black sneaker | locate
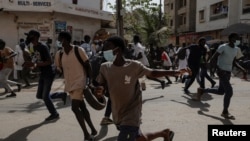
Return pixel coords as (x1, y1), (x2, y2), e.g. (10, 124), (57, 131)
(17, 84), (22, 92)
(160, 81), (165, 89)
(61, 92), (67, 105)
(45, 113), (59, 121)
(6, 92), (17, 98)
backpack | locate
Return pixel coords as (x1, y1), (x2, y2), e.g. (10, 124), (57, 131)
(58, 46), (91, 78)
(177, 48), (187, 60)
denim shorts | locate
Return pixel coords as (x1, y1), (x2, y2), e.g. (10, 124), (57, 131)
(117, 125), (141, 141)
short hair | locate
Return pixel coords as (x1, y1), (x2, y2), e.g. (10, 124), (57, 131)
(228, 33), (238, 40)
(20, 38), (24, 43)
(84, 35), (91, 42)
(106, 36), (126, 52)
(133, 35), (141, 43)
(198, 37), (206, 43)
(0, 39), (6, 47)
(25, 30), (40, 38)
(58, 32), (72, 42)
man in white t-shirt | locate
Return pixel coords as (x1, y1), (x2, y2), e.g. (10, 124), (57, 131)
(133, 35), (166, 89)
(14, 39), (25, 80)
(133, 38), (149, 66)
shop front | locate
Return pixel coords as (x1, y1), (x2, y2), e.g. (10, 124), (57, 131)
(0, 0), (112, 54)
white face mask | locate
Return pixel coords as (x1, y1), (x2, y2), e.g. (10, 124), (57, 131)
(103, 50), (116, 62)
(234, 40), (240, 46)
(56, 40), (62, 48)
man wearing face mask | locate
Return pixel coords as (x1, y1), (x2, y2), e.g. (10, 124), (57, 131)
(23, 30), (60, 121)
(194, 33), (247, 120)
(94, 36), (193, 141)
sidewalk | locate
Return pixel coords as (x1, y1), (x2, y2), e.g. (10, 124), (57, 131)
(0, 75), (249, 141)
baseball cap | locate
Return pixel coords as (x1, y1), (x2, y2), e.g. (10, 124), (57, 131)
(25, 30), (40, 37)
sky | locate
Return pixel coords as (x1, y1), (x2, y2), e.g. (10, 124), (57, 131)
(103, 0), (162, 12)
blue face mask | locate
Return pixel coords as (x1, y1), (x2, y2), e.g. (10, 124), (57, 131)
(103, 50), (116, 62)
(234, 40), (240, 46)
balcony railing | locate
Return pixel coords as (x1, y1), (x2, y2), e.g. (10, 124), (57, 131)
(210, 12), (228, 21)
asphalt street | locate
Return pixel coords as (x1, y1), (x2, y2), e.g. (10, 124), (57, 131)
(0, 74), (250, 141)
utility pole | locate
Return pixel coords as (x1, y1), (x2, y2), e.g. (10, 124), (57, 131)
(116, 0), (124, 37)
(159, 0), (162, 28)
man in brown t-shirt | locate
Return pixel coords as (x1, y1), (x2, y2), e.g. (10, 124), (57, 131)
(0, 39), (21, 97)
(95, 36), (190, 141)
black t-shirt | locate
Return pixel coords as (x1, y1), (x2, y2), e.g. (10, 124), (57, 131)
(33, 43), (55, 77)
(187, 44), (207, 67)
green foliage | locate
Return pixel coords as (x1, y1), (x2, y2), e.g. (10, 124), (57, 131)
(107, 0), (170, 47)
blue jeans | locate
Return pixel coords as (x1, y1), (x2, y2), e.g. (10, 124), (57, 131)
(200, 67), (216, 88)
(36, 74), (57, 115)
(117, 125), (140, 141)
(205, 69), (232, 113)
(184, 66), (200, 90)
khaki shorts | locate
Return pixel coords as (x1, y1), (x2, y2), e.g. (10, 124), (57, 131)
(69, 88), (84, 100)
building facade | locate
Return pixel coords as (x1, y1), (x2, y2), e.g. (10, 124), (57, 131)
(0, 0), (113, 53)
(196, 0), (250, 44)
(164, 0), (250, 46)
(164, 0), (197, 46)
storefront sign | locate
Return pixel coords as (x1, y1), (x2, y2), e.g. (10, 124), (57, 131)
(55, 21), (66, 34)
(17, 1), (51, 6)
(2, 0), (54, 11)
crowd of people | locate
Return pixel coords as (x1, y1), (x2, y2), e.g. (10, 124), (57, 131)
(0, 30), (249, 141)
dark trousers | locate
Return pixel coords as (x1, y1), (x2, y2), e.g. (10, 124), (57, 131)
(205, 69), (232, 113)
(36, 74), (57, 115)
(104, 98), (112, 117)
(21, 68), (30, 86)
(200, 67), (216, 88)
(184, 65), (200, 90)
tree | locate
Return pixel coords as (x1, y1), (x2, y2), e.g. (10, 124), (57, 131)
(107, 0), (170, 47)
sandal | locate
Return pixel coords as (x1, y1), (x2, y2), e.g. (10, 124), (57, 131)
(169, 131), (175, 141)
(221, 113), (235, 120)
(163, 129), (175, 141)
(84, 135), (95, 141)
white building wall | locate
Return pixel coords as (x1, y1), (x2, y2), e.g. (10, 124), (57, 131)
(196, 0), (229, 32)
(0, 0), (111, 50)
(228, 0), (241, 25)
(59, 0), (98, 9)
(0, 12), (18, 48)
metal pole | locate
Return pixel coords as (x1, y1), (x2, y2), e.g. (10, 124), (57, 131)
(159, 0), (162, 28)
(116, 0), (124, 37)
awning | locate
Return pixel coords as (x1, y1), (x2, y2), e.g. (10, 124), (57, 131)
(221, 23), (250, 35)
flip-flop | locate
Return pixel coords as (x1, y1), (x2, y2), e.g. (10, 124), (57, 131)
(221, 113), (235, 120)
(169, 131), (175, 141)
(164, 130), (175, 141)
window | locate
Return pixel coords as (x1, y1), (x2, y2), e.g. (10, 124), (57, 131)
(211, 2), (228, 15)
(210, 1), (228, 21)
(179, 14), (186, 25)
(242, 0), (250, 14)
(171, 3), (174, 10)
(170, 19), (173, 26)
(72, 0), (77, 4)
(180, 0), (187, 8)
(199, 10), (205, 22)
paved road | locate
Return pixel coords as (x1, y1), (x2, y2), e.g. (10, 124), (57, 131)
(0, 74), (249, 141)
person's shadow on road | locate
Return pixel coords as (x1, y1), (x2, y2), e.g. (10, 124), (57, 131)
(197, 110), (234, 125)
(171, 95), (211, 112)
(95, 125), (117, 141)
(0, 120), (58, 141)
